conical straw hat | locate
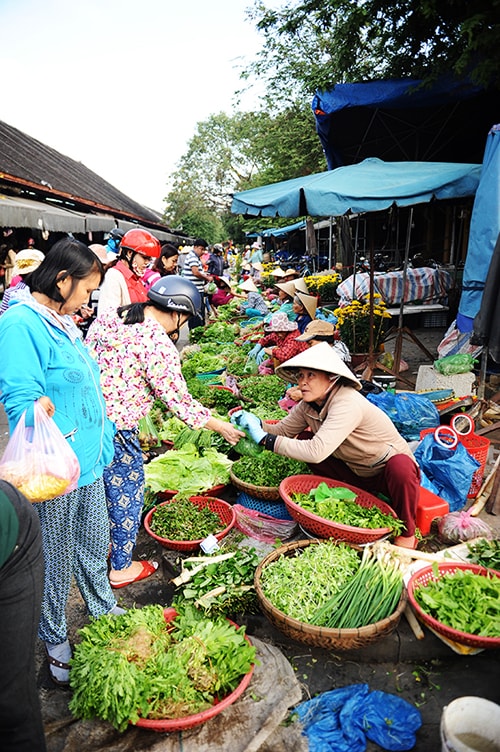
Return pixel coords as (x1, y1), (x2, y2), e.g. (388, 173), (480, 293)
(275, 341), (361, 388)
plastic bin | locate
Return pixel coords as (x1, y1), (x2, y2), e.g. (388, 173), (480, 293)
(417, 487), (449, 535)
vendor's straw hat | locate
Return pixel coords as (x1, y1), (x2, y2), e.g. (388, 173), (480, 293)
(295, 291), (317, 319)
(217, 275), (233, 289)
(296, 319), (336, 342)
(293, 277), (309, 294)
(12, 248), (45, 276)
(275, 342), (361, 388)
(282, 268), (299, 278)
(275, 280), (297, 299)
(239, 277), (258, 293)
(272, 267), (287, 277)
(252, 261), (264, 271)
(265, 311), (298, 333)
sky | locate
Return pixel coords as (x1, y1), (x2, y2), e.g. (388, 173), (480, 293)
(0, 0), (264, 213)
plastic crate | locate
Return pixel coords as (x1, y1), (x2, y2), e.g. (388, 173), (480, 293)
(236, 491), (293, 520)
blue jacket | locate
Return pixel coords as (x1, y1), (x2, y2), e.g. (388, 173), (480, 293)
(0, 297), (115, 488)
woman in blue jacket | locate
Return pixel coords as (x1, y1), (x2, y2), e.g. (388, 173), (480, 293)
(0, 237), (118, 687)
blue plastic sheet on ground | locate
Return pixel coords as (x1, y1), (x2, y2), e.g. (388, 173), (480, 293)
(365, 391), (440, 441)
(414, 433), (479, 512)
(294, 683), (422, 752)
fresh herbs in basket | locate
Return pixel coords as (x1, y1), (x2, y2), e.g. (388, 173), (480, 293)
(414, 566), (500, 637)
(149, 497), (223, 541)
(69, 604), (256, 731)
(291, 482), (405, 535)
(466, 538), (500, 571)
(173, 547), (260, 618)
(231, 454), (309, 488)
(260, 541), (360, 624)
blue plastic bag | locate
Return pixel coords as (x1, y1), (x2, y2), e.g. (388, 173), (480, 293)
(366, 391), (440, 441)
(414, 433), (480, 511)
(294, 683), (422, 752)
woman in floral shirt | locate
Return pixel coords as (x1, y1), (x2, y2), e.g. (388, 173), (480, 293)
(86, 277), (243, 588)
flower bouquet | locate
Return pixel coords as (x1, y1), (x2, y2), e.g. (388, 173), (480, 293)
(333, 294), (392, 353)
(303, 272), (341, 302)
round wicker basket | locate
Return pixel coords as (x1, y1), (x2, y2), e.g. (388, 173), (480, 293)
(144, 496), (235, 552)
(407, 562), (500, 649)
(230, 468), (281, 502)
(279, 475), (397, 544)
(254, 538), (407, 650)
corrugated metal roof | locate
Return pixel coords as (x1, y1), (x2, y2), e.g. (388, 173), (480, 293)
(0, 119), (163, 225)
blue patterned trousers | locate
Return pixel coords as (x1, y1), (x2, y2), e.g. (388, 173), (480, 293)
(103, 429), (145, 571)
(36, 476), (116, 644)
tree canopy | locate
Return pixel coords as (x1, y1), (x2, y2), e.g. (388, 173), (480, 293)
(243, 0), (500, 102)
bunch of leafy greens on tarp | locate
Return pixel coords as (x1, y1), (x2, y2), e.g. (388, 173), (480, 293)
(69, 604), (256, 731)
(145, 444), (232, 494)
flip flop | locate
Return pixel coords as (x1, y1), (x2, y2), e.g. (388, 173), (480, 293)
(110, 560), (159, 589)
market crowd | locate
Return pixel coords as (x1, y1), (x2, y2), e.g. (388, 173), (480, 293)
(0, 229), (420, 750)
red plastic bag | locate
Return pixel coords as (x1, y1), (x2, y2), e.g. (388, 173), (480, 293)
(233, 504), (297, 542)
(0, 401), (80, 503)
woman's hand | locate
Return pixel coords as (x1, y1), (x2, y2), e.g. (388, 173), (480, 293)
(206, 417), (245, 446)
(286, 386), (303, 402)
(38, 396), (56, 417)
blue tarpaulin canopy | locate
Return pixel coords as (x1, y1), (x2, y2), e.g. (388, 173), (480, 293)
(231, 158), (481, 219)
(458, 125), (500, 331)
(261, 220), (307, 237)
(312, 78), (497, 170)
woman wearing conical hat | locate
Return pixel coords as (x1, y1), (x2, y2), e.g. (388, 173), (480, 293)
(231, 342), (419, 549)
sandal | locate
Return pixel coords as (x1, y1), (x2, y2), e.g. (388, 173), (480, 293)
(45, 646), (71, 688)
(110, 560), (159, 589)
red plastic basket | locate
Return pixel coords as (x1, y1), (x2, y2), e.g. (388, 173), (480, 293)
(135, 608), (254, 731)
(144, 496), (235, 552)
(406, 562), (500, 649)
(419, 428), (490, 498)
(279, 475), (397, 544)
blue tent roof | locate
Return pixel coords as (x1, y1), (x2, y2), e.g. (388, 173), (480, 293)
(261, 220), (307, 237)
(458, 125), (500, 330)
(231, 158), (481, 219)
(312, 78), (497, 170)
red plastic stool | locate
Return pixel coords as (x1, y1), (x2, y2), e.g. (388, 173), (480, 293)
(417, 487), (449, 535)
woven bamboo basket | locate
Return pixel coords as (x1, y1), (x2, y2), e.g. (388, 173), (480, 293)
(255, 538), (407, 650)
(229, 468), (281, 502)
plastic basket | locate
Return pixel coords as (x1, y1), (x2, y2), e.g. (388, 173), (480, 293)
(407, 562), (500, 649)
(254, 539), (407, 650)
(144, 496), (235, 552)
(135, 608), (254, 731)
(236, 491), (293, 520)
(156, 483), (227, 501)
(419, 428), (490, 498)
(279, 475), (397, 544)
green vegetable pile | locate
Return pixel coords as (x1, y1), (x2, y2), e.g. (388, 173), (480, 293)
(414, 565), (500, 637)
(186, 378), (242, 412)
(466, 538), (500, 571)
(260, 542), (361, 624)
(150, 498), (224, 541)
(291, 482), (405, 535)
(174, 547), (260, 617)
(231, 453), (310, 488)
(189, 321), (239, 344)
(145, 444), (232, 495)
(238, 374), (285, 406)
(181, 350), (226, 380)
(311, 546), (404, 628)
(69, 604), (256, 731)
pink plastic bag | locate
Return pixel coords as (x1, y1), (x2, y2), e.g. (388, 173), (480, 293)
(233, 503), (297, 542)
(437, 509), (494, 544)
(0, 401), (80, 503)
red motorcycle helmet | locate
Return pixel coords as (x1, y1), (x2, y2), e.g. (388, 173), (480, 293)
(120, 229), (161, 259)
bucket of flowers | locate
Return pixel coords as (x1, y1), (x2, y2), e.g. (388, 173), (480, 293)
(303, 272), (342, 303)
(333, 294), (392, 361)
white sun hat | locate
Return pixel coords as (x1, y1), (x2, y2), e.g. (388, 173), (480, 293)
(275, 341), (361, 388)
(239, 277), (258, 293)
(295, 291), (318, 319)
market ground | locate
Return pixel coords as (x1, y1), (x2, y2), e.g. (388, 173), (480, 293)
(2, 323), (500, 751)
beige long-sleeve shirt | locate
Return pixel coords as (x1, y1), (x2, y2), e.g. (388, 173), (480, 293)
(264, 384), (415, 477)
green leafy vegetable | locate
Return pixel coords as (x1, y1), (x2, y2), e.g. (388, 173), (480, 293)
(415, 567), (500, 637)
(150, 498), (223, 541)
(144, 444), (232, 495)
(232, 453), (309, 487)
(466, 538), (500, 571)
(260, 542), (361, 624)
(69, 604), (256, 731)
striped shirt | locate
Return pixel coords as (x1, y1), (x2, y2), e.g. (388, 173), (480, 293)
(181, 250), (205, 292)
